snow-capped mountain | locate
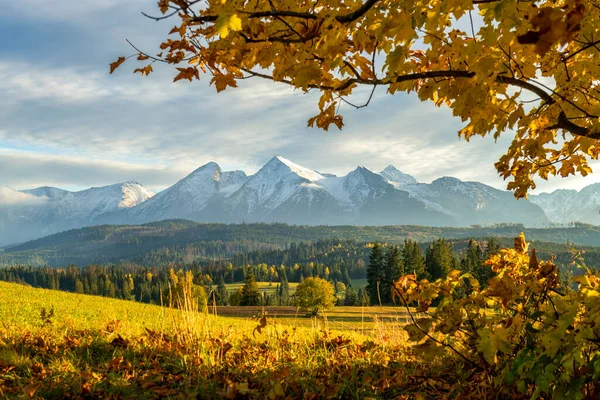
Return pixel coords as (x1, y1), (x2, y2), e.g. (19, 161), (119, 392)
(379, 165), (418, 187)
(112, 162), (247, 224)
(0, 182), (154, 246)
(399, 177), (548, 226)
(530, 183), (600, 225)
(1, 156), (553, 246)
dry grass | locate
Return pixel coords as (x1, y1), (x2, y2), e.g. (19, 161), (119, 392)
(0, 281), (468, 399)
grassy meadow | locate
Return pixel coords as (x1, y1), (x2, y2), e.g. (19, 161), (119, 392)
(0, 281), (460, 399)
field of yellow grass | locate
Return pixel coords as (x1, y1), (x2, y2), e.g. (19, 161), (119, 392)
(0, 281), (455, 399)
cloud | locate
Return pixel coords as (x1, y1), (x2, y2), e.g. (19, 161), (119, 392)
(0, 187), (47, 206)
(0, 150), (189, 190)
(0, 4), (596, 198)
(1, 0), (147, 22)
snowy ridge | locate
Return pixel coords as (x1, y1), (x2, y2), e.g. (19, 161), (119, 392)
(531, 183), (600, 225)
(1, 156), (553, 246)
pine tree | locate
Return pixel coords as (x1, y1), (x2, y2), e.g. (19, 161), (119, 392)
(425, 239), (458, 280)
(402, 240), (426, 279)
(278, 270), (290, 306)
(381, 245), (403, 304)
(344, 287), (359, 306)
(366, 242), (384, 306)
(216, 276), (229, 306)
(461, 240), (483, 274)
(241, 271), (261, 306)
(357, 287), (370, 306)
(75, 279), (84, 294)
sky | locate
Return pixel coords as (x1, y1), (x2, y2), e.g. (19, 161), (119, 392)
(1, 0), (599, 194)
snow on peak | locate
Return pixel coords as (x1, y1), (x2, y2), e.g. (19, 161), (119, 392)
(118, 182), (156, 209)
(268, 156), (326, 182)
(379, 165), (418, 186)
(320, 166), (390, 210)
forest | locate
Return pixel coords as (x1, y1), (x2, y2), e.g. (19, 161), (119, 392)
(0, 236), (588, 309)
(2, 220), (600, 267)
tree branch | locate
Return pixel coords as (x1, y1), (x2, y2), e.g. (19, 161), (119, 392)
(242, 67), (597, 139)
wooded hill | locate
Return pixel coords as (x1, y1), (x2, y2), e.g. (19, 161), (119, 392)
(1, 220), (600, 268)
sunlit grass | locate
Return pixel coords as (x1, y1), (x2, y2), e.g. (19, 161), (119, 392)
(0, 281), (436, 399)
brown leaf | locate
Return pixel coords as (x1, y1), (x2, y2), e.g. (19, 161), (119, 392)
(110, 57), (126, 74)
(110, 334), (129, 348)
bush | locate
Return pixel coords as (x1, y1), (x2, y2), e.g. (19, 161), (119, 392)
(394, 233), (600, 398)
(296, 277), (336, 316)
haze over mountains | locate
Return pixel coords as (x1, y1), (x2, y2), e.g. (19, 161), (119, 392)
(1, 155), (597, 246)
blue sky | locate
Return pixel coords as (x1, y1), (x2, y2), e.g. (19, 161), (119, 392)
(1, 0), (598, 193)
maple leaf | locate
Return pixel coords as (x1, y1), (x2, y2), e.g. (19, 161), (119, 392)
(173, 67), (199, 82)
(517, 4), (585, 56)
(109, 57), (126, 74)
(134, 65), (154, 77)
(214, 13), (242, 39)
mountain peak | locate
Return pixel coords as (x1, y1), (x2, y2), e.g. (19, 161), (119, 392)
(379, 165), (417, 186)
(264, 156), (325, 182)
(189, 161), (221, 175)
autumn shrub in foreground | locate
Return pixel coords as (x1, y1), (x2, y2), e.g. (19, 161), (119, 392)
(394, 233), (600, 399)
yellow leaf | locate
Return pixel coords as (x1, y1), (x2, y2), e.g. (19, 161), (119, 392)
(215, 13), (242, 38)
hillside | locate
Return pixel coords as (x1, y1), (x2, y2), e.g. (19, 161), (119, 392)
(1, 221), (600, 267)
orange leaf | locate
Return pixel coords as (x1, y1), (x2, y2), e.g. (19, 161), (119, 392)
(109, 57), (126, 74)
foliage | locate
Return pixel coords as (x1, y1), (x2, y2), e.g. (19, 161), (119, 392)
(166, 269), (208, 312)
(425, 238), (459, 280)
(241, 271), (262, 306)
(394, 233), (600, 398)
(5, 222), (600, 268)
(113, 0), (600, 198)
(295, 277), (336, 315)
(366, 242), (384, 305)
(401, 239), (426, 280)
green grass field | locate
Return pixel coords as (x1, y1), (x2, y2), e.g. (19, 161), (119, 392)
(0, 281), (433, 399)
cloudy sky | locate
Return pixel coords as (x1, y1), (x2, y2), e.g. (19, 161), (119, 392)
(1, 0), (598, 194)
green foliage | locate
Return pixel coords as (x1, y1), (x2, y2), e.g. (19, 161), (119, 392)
(395, 233), (600, 398)
(295, 277), (336, 315)
(425, 239), (458, 280)
(5, 222), (600, 268)
(167, 269), (208, 313)
(366, 242), (384, 306)
(402, 240), (426, 279)
(240, 271), (261, 306)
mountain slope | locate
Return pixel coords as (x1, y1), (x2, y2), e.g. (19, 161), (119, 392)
(114, 162), (248, 224)
(400, 177), (549, 226)
(531, 183), (600, 224)
(0, 182), (154, 246)
(379, 165), (418, 187)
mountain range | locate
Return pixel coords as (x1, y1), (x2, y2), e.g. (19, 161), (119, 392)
(1, 155), (596, 246)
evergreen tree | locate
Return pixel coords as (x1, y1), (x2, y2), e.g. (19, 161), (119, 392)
(366, 242), (385, 306)
(75, 279), (84, 294)
(425, 239), (458, 280)
(460, 240), (484, 274)
(216, 276), (229, 306)
(381, 245), (403, 304)
(357, 287), (370, 306)
(402, 240), (426, 279)
(241, 271), (261, 306)
(278, 270), (290, 306)
(344, 287), (359, 306)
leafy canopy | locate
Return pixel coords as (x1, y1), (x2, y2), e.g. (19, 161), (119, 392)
(295, 277), (336, 315)
(112, 0), (600, 198)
